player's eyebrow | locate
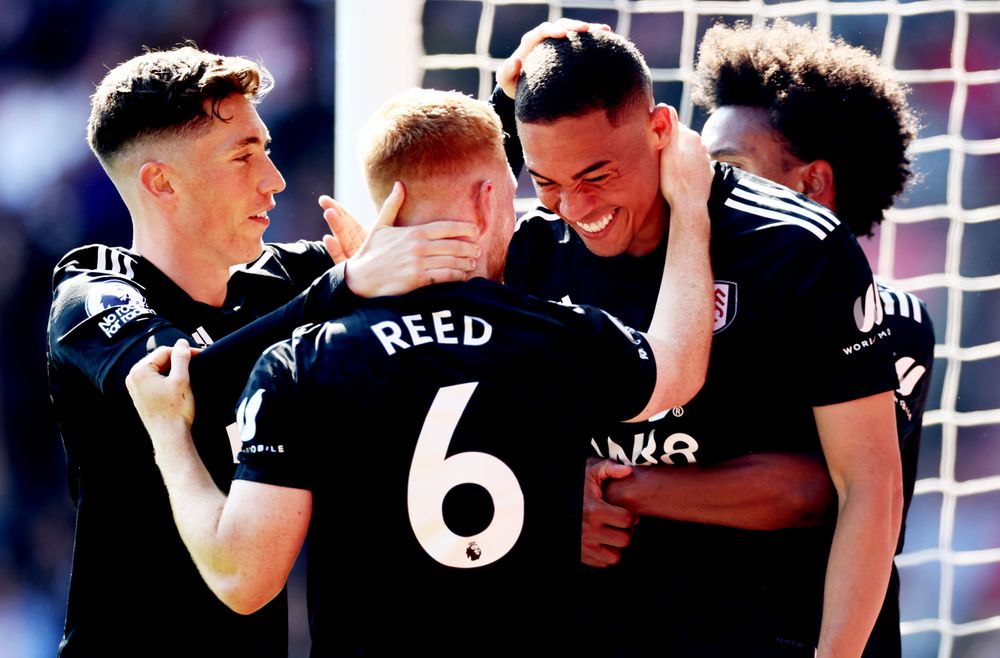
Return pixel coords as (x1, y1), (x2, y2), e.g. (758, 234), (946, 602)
(527, 160), (612, 183)
(708, 146), (740, 159)
(228, 134), (272, 152)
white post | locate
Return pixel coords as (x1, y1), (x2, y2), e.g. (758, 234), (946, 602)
(335, 0), (424, 224)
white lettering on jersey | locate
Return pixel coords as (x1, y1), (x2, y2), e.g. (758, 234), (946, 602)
(408, 383), (524, 568)
(86, 281), (154, 338)
(236, 389), (287, 456)
(593, 430), (699, 465)
(371, 311), (494, 355)
(842, 327), (892, 355)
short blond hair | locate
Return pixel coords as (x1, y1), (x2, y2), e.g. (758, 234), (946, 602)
(361, 88), (506, 204)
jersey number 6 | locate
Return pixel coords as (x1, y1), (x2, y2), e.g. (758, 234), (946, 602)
(408, 382), (525, 568)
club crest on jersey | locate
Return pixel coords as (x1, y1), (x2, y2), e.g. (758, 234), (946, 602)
(713, 281), (737, 334)
(85, 281), (154, 338)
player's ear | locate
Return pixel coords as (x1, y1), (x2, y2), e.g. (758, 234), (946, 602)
(649, 103), (673, 149)
(139, 161), (175, 200)
(474, 178), (494, 235)
(800, 159), (837, 212)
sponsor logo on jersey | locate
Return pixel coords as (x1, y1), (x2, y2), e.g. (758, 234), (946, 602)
(713, 281), (737, 334)
(591, 429), (700, 465)
(600, 309), (644, 346)
(853, 278), (885, 333)
(85, 281), (154, 338)
(841, 326), (892, 356)
(895, 356), (927, 397)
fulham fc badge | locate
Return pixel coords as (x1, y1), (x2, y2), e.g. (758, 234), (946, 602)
(713, 281), (737, 334)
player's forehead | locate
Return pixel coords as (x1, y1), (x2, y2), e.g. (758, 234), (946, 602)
(519, 109), (646, 179)
(701, 106), (779, 157)
(197, 94), (271, 154)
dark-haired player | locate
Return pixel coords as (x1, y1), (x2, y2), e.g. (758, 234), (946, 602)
(490, 24), (901, 658)
(124, 87), (715, 657)
(47, 45), (475, 656)
(693, 21), (934, 657)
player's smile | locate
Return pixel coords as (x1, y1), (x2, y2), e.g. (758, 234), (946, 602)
(575, 208), (617, 235)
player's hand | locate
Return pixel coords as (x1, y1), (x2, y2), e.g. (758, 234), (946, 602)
(320, 182), (481, 298)
(318, 195), (366, 264)
(497, 19), (611, 99)
(581, 457), (637, 568)
(125, 339), (196, 437)
(658, 105), (713, 213)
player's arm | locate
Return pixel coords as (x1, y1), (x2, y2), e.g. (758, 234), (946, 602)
(814, 392), (901, 658)
(630, 106), (713, 420)
(605, 451), (834, 528)
(126, 340), (310, 614)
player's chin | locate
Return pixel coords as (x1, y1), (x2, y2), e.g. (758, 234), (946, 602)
(573, 227), (629, 258)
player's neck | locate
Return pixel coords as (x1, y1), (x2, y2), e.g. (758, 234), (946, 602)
(132, 231), (230, 307)
(625, 197), (669, 257)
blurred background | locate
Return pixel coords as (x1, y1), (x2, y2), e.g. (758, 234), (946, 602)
(0, 1), (996, 656)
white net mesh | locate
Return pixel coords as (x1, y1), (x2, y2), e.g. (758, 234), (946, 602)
(415, 2), (1000, 656)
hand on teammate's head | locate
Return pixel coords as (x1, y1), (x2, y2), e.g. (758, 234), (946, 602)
(497, 19), (612, 99)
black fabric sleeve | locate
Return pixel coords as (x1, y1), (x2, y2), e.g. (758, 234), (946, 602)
(48, 270), (188, 399)
(791, 232), (898, 407)
(187, 262), (356, 423)
(570, 303), (658, 421)
(490, 84), (524, 178)
(233, 341), (314, 491)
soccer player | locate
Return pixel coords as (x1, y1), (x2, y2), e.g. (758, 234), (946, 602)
(491, 27), (901, 658)
(124, 87), (714, 657)
(693, 21), (935, 657)
(47, 46), (475, 656)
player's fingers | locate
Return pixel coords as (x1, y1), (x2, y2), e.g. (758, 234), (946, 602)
(414, 220), (480, 243)
(322, 234), (348, 265)
(322, 203), (367, 245)
(593, 459), (633, 482)
(585, 523), (634, 549)
(415, 256), (477, 273)
(317, 194), (336, 210)
(374, 181), (405, 229)
(170, 339), (192, 381)
(581, 543), (622, 568)
(418, 267), (474, 287)
(585, 499), (635, 529)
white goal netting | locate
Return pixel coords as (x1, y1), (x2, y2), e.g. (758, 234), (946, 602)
(338, 2), (1000, 657)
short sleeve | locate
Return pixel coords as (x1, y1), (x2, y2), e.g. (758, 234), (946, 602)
(792, 232), (898, 407)
(233, 341), (314, 491)
(49, 262), (186, 394)
(562, 301), (658, 421)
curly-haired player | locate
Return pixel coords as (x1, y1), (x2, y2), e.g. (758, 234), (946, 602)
(695, 21), (934, 658)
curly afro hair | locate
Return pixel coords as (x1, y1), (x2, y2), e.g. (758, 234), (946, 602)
(693, 20), (918, 236)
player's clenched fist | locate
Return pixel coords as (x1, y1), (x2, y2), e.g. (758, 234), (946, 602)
(581, 457), (637, 568)
(126, 339), (196, 438)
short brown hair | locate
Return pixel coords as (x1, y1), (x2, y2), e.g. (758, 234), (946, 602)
(87, 44), (273, 169)
(693, 20), (918, 236)
(361, 88), (506, 204)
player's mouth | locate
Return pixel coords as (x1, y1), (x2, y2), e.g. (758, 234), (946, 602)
(248, 208), (272, 227)
(576, 209), (617, 236)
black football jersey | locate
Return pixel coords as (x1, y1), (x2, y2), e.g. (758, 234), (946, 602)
(47, 241), (331, 657)
(234, 278), (658, 657)
(504, 165), (899, 656)
(864, 283), (935, 658)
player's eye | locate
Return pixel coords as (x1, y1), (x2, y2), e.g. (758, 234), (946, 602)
(583, 174), (609, 184)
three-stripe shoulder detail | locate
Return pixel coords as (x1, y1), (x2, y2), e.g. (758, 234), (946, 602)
(725, 177), (841, 241)
(879, 288), (926, 323)
(93, 245), (138, 279)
